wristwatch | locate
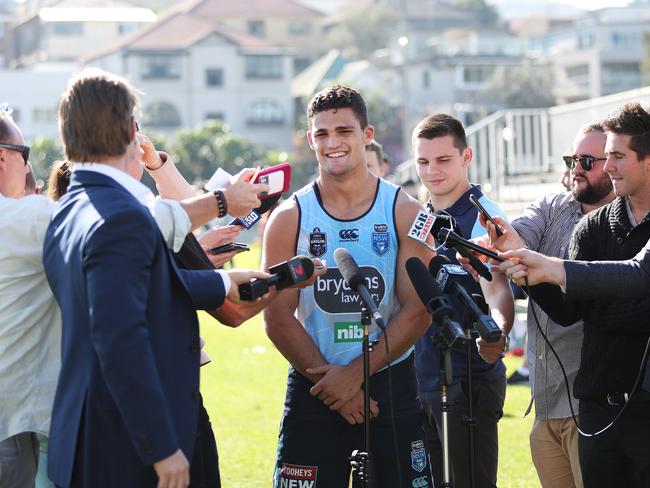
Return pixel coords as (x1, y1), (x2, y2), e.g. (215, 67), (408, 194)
(502, 335), (510, 353)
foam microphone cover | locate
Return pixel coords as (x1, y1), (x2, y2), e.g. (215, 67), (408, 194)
(405, 257), (440, 308)
(333, 248), (364, 290)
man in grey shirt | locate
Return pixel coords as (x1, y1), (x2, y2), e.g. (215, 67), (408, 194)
(480, 122), (614, 487)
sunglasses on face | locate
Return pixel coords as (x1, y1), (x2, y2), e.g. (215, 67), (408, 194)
(0, 143), (29, 164)
(563, 154), (606, 171)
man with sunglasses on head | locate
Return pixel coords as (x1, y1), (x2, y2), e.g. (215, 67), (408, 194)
(475, 121), (613, 487)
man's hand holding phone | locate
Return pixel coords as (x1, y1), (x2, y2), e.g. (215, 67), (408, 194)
(221, 168), (269, 217)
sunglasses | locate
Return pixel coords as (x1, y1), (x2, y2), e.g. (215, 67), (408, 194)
(563, 154), (606, 171)
(0, 143), (29, 164)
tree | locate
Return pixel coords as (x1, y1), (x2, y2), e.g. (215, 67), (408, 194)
(485, 61), (556, 109)
(324, 3), (398, 59)
(29, 137), (64, 184)
(450, 0), (500, 28)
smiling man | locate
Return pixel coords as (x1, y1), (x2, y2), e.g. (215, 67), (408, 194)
(524, 102), (650, 487)
(263, 85), (434, 487)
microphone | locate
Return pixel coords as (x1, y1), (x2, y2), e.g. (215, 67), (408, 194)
(229, 193), (282, 229)
(406, 209), (457, 252)
(430, 255), (503, 343)
(436, 227), (496, 281)
(405, 257), (466, 349)
(239, 255), (314, 300)
(333, 248), (386, 329)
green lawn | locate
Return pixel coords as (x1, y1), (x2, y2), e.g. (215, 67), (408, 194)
(199, 248), (540, 487)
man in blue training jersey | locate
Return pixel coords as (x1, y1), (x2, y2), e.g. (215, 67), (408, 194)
(262, 85), (435, 488)
(412, 113), (514, 488)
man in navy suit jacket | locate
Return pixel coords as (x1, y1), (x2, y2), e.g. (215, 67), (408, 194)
(42, 68), (268, 488)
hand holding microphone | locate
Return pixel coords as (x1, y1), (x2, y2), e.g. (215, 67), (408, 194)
(238, 255), (316, 301)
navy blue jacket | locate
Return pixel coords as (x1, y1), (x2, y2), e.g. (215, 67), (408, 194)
(43, 171), (226, 487)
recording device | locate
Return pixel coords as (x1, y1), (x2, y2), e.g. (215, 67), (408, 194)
(436, 228), (504, 263)
(229, 193), (281, 230)
(238, 255), (314, 300)
(208, 242), (250, 255)
(333, 248), (386, 330)
(252, 163), (291, 198)
(469, 194), (504, 237)
(431, 255), (503, 343)
(405, 257), (466, 349)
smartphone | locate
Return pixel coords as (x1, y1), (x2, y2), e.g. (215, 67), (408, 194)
(253, 163), (291, 198)
(437, 228), (505, 263)
(469, 194), (504, 237)
(208, 242), (250, 255)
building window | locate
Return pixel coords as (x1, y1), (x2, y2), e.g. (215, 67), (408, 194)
(52, 22), (83, 36)
(248, 20), (266, 38)
(245, 55), (283, 79)
(141, 55), (181, 80)
(288, 21), (311, 36)
(610, 31), (640, 50)
(205, 112), (225, 122)
(33, 107), (57, 123)
(246, 99), (285, 125)
(462, 65), (495, 84)
(205, 68), (224, 87)
(142, 102), (181, 128)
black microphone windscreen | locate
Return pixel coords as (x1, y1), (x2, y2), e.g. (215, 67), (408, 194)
(333, 248), (364, 290)
(294, 255), (315, 280)
(428, 254), (452, 276)
(406, 257), (443, 308)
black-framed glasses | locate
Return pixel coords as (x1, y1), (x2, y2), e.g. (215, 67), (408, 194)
(563, 154), (606, 171)
(0, 143), (30, 164)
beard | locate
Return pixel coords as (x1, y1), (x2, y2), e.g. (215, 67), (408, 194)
(572, 175), (613, 204)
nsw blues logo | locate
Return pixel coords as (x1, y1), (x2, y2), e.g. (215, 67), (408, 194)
(410, 440), (426, 472)
(371, 223), (390, 256)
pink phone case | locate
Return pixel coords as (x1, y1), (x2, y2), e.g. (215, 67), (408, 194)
(254, 163), (291, 198)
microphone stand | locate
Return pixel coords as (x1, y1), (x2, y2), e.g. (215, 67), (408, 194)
(350, 306), (377, 487)
(435, 332), (454, 488)
(464, 326), (476, 488)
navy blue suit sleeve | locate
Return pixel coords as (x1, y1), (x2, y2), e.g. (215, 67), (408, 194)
(175, 268), (226, 310)
(83, 209), (179, 466)
(564, 241), (650, 300)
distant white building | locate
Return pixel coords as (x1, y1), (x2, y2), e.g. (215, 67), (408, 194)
(86, 8), (294, 151)
(528, 5), (650, 103)
(2, 0), (156, 67)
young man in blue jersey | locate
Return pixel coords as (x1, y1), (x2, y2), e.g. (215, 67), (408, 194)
(412, 113), (514, 488)
(262, 85), (435, 488)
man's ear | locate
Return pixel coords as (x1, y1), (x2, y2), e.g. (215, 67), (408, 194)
(363, 125), (375, 145)
(462, 147), (473, 168)
(307, 130), (314, 150)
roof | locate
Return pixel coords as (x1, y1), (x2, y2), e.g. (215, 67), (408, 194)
(292, 49), (348, 97)
(186, 0), (323, 18)
(85, 9), (282, 61)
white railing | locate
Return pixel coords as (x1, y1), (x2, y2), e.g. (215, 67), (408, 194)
(393, 85), (650, 200)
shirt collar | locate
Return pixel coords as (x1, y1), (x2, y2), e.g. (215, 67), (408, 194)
(73, 163), (154, 205)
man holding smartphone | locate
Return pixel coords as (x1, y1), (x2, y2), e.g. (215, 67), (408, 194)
(412, 113), (514, 488)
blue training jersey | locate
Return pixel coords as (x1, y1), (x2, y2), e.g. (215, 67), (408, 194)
(294, 178), (411, 366)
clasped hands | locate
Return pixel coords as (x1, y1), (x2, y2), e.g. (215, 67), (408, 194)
(305, 363), (379, 425)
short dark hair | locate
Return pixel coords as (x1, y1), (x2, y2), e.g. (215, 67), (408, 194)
(365, 139), (383, 162)
(580, 120), (604, 134)
(412, 113), (467, 150)
(59, 68), (138, 162)
(0, 115), (15, 143)
(602, 103), (650, 160)
(307, 85), (368, 129)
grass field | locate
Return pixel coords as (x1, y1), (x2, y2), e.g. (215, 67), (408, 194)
(199, 249), (539, 487)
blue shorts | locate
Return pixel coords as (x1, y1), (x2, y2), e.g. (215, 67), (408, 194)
(273, 354), (433, 488)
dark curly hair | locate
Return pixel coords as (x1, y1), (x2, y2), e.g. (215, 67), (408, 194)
(306, 85), (368, 129)
(602, 103), (650, 161)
